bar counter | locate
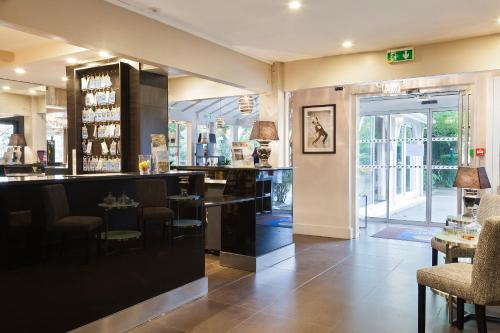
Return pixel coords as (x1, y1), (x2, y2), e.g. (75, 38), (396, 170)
(177, 166), (295, 272)
(0, 171), (206, 333)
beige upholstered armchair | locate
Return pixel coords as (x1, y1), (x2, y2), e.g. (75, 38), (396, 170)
(417, 216), (500, 333)
(431, 193), (500, 265)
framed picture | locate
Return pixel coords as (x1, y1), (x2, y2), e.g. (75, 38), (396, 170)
(302, 104), (336, 154)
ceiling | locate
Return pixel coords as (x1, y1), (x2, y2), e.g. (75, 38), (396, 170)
(106, 0), (500, 62)
(0, 26), (186, 95)
(169, 95), (259, 126)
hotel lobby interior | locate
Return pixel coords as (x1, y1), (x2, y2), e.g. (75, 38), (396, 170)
(1, 1), (500, 332)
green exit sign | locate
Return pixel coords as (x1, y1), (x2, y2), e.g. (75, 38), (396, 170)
(387, 47), (414, 64)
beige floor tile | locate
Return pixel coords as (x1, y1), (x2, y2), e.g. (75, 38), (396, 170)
(228, 312), (331, 333)
(155, 298), (256, 333)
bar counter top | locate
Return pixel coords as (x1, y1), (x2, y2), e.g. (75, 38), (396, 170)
(0, 170), (204, 185)
(175, 165), (293, 171)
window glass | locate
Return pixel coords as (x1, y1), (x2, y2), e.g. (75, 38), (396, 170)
(0, 123), (14, 159)
(216, 125), (232, 160)
(46, 112), (67, 163)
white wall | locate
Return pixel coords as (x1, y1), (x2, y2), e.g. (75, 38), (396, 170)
(284, 34), (500, 91)
(291, 71), (500, 239)
(291, 87), (356, 239)
(0, 93), (46, 162)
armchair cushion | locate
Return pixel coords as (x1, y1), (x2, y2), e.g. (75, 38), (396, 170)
(142, 207), (174, 220)
(417, 263), (473, 301)
(50, 216), (103, 232)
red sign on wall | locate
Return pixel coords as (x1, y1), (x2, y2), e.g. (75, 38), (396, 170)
(475, 148), (486, 157)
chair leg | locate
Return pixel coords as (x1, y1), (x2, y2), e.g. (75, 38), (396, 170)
(475, 304), (487, 333)
(432, 248), (438, 266)
(457, 298), (464, 330)
(418, 284), (426, 333)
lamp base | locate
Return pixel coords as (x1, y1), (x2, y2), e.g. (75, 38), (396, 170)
(256, 140), (272, 168)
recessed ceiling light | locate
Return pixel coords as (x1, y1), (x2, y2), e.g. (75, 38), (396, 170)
(14, 68), (26, 74)
(342, 40), (353, 48)
(98, 50), (110, 58)
(497, 17), (500, 24)
(2, 86), (11, 91)
(61, 76), (69, 82)
(66, 57), (77, 64)
(288, 1), (302, 10)
(29, 89), (36, 95)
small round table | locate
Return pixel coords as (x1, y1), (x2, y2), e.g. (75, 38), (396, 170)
(98, 201), (140, 253)
(166, 195), (203, 239)
(432, 231), (478, 325)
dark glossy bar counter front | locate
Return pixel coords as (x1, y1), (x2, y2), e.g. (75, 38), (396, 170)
(0, 171), (205, 333)
(177, 166), (294, 270)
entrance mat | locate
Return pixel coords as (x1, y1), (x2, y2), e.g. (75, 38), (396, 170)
(371, 227), (435, 243)
(256, 214), (292, 228)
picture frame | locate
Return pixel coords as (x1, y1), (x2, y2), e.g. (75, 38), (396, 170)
(302, 104), (336, 154)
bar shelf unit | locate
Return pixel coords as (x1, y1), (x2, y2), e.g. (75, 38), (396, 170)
(73, 62), (131, 174)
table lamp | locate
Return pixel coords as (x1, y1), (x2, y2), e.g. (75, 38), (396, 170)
(250, 121), (279, 168)
(453, 166), (491, 217)
(9, 133), (27, 164)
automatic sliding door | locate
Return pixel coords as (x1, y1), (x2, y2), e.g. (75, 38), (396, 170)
(388, 112), (428, 223)
(358, 115), (388, 219)
(430, 109), (459, 223)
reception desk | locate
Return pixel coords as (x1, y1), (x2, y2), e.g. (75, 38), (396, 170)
(0, 172), (206, 333)
(177, 166), (294, 272)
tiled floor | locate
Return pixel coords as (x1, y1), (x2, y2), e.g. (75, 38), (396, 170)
(130, 223), (500, 333)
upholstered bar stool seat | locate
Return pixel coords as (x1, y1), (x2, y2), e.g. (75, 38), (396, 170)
(42, 184), (103, 261)
(49, 216), (103, 232)
(135, 179), (175, 244)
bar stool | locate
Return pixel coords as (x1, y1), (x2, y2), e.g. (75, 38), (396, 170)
(42, 184), (103, 262)
(135, 179), (175, 245)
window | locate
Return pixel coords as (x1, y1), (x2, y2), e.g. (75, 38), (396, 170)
(215, 125), (233, 160)
(237, 125), (256, 151)
(168, 121), (190, 166)
(0, 123), (15, 159)
(46, 112), (67, 163)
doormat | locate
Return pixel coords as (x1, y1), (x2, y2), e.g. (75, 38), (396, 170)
(256, 214), (292, 228)
(371, 227), (435, 243)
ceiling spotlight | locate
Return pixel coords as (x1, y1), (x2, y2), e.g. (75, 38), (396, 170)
(29, 89), (36, 95)
(497, 17), (500, 24)
(61, 76), (69, 82)
(14, 68), (26, 74)
(2, 86), (11, 91)
(66, 57), (77, 64)
(288, 1), (302, 10)
(98, 50), (110, 58)
(342, 40), (353, 48)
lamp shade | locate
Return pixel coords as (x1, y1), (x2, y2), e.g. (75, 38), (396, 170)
(250, 121), (279, 141)
(9, 133), (26, 146)
(453, 166), (491, 189)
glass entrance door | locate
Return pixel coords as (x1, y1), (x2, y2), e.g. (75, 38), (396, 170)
(358, 92), (465, 226)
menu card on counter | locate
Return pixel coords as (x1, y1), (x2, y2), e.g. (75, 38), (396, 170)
(151, 134), (169, 173)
